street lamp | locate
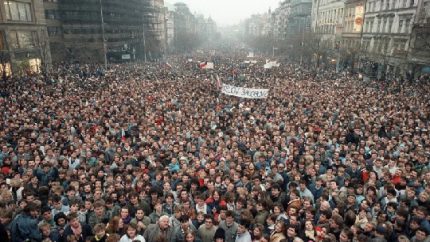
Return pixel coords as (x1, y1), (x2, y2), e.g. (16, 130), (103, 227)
(99, 0), (107, 69)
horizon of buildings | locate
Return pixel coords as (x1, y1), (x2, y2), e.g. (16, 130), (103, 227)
(0, 0), (218, 76)
(243, 0), (430, 79)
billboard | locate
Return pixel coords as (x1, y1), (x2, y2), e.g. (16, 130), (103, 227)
(353, 4), (364, 32)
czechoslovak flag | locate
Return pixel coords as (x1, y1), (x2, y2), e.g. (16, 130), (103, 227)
(199, 61), (208, 69)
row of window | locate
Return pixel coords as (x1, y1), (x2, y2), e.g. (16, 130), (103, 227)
(318, 8), (344, 25)
(4, 1), (32, 22)
(8, 31), (38, 49)
(315, 25), (336, 34)
(366, 0), (416, 13)
(361, 38), (407, 54)
(363, 16), (413, 34)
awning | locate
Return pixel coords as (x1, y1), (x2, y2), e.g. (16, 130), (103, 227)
(422, 66), (430, 73)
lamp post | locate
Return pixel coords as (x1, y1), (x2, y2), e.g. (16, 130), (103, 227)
(99, 0), (107, 69)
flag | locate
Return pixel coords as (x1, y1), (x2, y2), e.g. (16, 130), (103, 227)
(199, 61), (208, 69)
(216, 74), (222, 89)
(121, 129), (126, 142)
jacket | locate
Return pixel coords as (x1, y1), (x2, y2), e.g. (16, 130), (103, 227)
(10, 214), (42, 242)
(143, 224), (174, 242)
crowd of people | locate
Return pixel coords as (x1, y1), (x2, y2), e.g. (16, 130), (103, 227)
(0, 51), (429, 242)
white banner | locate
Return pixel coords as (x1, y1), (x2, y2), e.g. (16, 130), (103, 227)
(200, 62), (214, 69)
(221, 84), (269, 99)
(264, 61), (280, 69)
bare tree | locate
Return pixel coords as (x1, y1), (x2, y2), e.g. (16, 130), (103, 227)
(0, 51), (11, 81)
(39, 37), (52, 79)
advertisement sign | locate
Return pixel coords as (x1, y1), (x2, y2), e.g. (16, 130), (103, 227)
(353, 4), (364, 32)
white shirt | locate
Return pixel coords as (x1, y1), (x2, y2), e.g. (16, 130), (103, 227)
(119, 234), (146, 242)
(196, 203), (208, 214)
(236, 231), (252, 242)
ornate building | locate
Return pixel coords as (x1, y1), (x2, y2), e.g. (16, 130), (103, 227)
(44, 0), (165, 64)
(360, 0), (420, 79)
(0, 0), (51, 75)
(408, 0), (430, 77)
(340, 0), (365, 70)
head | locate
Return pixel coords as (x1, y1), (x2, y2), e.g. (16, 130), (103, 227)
(204, 215), (214, 229)
(237, 219), (250, 235)
(93, 223), (106, 239)
(158, 215), (170, 230)
(126, 223), (138, 238)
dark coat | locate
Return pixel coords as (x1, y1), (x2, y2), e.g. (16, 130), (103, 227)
(63, 223), (93, 242)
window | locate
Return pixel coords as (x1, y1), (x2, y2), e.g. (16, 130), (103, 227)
(405, 19), (411, 33)
(45, 9), (60, 20)
(8, 31), (37, 49)
(382, 18), (387, 32)
(47, 26), (62, 36)
(4, 1), (32, 22)
(388, 18), (393, 33)
(377, 18), (382, 32)
(0, 32), (5, 50)
(399, 20), (404, 33)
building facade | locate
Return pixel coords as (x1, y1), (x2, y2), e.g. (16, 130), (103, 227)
(0, 0), (51, 75)
(272, 0), (292, 42)
(285, 0), (313, 62)
(173, 2), (197, 52)
(360, 0), (420, 79)
(340, 0), (365, 70)
(311, 0), (345, 69)
(165, 9), (174, 52)
(312, 0), (345, 49)
(143, 0), (166, 59)
(287, 0), (312, 35)
(408, 0), (430, 77)
(244, 13), (272, 37)
(44, 0), (166, 64)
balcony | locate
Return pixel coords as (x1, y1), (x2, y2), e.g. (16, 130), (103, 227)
(391, 49), (408, 58)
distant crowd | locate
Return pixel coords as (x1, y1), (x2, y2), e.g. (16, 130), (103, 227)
(0, 52), (429, 242)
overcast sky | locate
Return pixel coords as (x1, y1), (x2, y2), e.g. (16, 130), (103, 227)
(165, 0), (281, 26)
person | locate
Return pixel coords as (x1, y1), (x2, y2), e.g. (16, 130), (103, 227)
(88, 201), (109, 228)
(0, 214), (9, 242)
(248, 224), (262, 242)
(235, 219), (251, 242)
(63, 212), (93, 242)
(302, 220), (316, 242)
(91, 223), (108, 242)
(198, 215), (217, 242)
(1, 52), (430, 242)
(10, 202), (42, 242)
(51, 212), (68, 242)
(173, 214), (198, 242)
(185, 231), (198, 242)
(106, 216), (125, 235)
(120, 223), (146, 242)
(144, 215), (174, 242)
(131, 207), (151, 235)
(218, 211), (238, 242)
(285, 225), (299, 242)
(106, 234), (121, 242)
(270, 221), (286, 242)
(39, 222), (56, 242)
